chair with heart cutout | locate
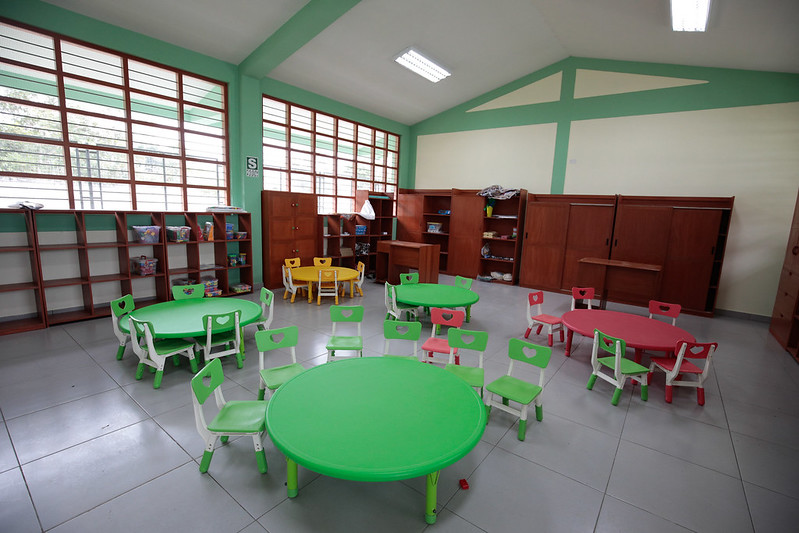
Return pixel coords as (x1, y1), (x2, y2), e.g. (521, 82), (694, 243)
(326, 305), (364, 362)
(444, 328), (489, 397)
(383, 319), (423, 361)
(110, 294), (135, 360)
(486, 338), (552, 441)
(422, 308), (465, 365)
(195, 310), (243, 369)
(648, 299), (682, 326)
(172, 283), (205, 300)
(255, 325), (304, 399)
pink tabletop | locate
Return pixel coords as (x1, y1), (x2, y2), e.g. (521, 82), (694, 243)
(561, 309), (695, 358)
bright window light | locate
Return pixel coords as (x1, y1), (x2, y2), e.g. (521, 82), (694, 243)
(671, 0), (711, 32)
(394, 49), (451, 83)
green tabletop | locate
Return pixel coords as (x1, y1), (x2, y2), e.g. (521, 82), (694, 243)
(394, 283), (479, 308)
(266, 357), (486, 523)
(118, 298), (262, 338)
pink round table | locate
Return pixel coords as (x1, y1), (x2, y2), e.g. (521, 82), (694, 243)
(561, 309), (695, 362)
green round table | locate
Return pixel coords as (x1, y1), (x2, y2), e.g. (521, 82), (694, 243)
(394, 283), (479, 321)
(118, 298), (262, 338)
(265, 357), (486, 524)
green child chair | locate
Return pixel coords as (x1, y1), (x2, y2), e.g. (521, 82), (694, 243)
(485, 339), (551, 441)
(195, 311), (243, 369)
(326, 305), (364, 362)
(110, 294), (135, 360)
(383, 319), (422, 360)
(129, 316), (198, 389)
(444, 328), (489, 396)
(587, 329), (649, 406)
(190, 358), (268, 474)
(255, 326), (304, 400)
(400, 272), (419, 284)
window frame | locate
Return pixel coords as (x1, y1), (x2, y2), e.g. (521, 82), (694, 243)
(262, 95), (400, 214)
(0, 18), (231, 211)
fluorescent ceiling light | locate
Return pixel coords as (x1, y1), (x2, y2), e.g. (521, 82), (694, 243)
(394, 49), (451, 83)
(671, 0), (711, 32)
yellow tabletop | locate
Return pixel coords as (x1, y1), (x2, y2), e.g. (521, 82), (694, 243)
(289, 265), (359, 303)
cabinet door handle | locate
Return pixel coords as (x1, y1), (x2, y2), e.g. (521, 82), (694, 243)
(793, 246), (799, 256)
(605, 238), (609, 246)
(614, 239), (618, 247)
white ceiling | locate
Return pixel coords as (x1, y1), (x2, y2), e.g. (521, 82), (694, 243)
(42, 0), (799, 125)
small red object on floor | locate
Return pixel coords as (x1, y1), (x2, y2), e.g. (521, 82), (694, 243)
(459, 478), (469, 490)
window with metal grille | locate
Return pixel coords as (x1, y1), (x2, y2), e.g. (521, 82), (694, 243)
(262, 96), (399, 214)
(0, 19), (229, 211)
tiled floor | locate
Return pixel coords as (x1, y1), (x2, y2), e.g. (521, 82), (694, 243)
(2, 275), (799, 532)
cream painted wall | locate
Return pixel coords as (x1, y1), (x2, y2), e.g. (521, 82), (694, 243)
(415, 124), (557, 191)
(565, 102), (799, 316)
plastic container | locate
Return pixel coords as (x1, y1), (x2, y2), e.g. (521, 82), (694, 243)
(166, 226), (191, 243)
(132, 225), (160, 244)
(427, 222), (443, 233)
(355, 225), (367, 235)
(171, 277), (195, 286)
(227, 253), (239, 266)
(235, 231), (247, 239)
(238, 252), (247, 265)
(131, 256), (158, 276)
(230, 283), (252, 294)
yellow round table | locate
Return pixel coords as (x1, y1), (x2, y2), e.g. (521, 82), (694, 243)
(289, 265), (359, 303)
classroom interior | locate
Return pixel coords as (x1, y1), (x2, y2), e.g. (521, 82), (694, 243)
(2, 1), (799, 532)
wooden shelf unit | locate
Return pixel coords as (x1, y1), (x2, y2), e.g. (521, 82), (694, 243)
(319, 190), (395, 275)
(0, 209), (252, 335)
(479, 190), (527, 284)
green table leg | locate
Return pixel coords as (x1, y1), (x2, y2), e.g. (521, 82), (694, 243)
(466, 305), (471, 322)
(287, 457), (298, 498)
(239, 326), (246, 360)
(425, 471), (440, 524)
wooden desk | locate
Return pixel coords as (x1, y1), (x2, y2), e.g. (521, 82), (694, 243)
(578, 257), (662, 308)
(376, 241), (440, 284)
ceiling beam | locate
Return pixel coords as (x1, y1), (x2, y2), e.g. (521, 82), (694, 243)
(239, 0), (361, 78)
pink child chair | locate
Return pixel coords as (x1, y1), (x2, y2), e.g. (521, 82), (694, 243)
(524, 291), (563, 347)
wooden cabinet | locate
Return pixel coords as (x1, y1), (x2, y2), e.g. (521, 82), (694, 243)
(261, 191), (317, 289)
(519, 195), (615, 290)
(0, 209), (252, 335)
(519, 195), (733, 316)
(479, 189), (527, 284)
(398, 189), (451, 273)
(770, 189), (799, 361)
(450, 189), (484, 278)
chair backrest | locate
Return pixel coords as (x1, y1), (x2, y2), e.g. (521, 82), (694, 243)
(454, 276), (473, 290)
(400, 272), (419, 284)
(507, 338), (552, 387)
(255, 326), (299, 368)
(383, 319), (422, 358)
(592, 329), (626, 378)
(571, 287), (595, 310)
(314, 257), (332, 267)
(128, 316), (156, 361)
(330, 305), (364, 336)
(201, 310), (241, 350)
(259, 287), (275, 328)
(110, 294), (134, 342)
(527, 291), (545, 317)
(172, 283), (205, 300)
(318, 268), (338, 284)
(430, 307), (465, 328)
(284, 257), (301, 268)
(191, 357), (224, 407)
(447, 328), (488, 367)
(649, 300), (681, 325)
(111, 294), (134, 318)
(673, 340), (718, 378)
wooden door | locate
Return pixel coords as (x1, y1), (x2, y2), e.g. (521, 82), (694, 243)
(519, 202), (568, 290)
(561, 204), (615, 291)
(659, 208), (722, 311)
(611, 205), (672, 265)
(448, 191), (483, 277)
